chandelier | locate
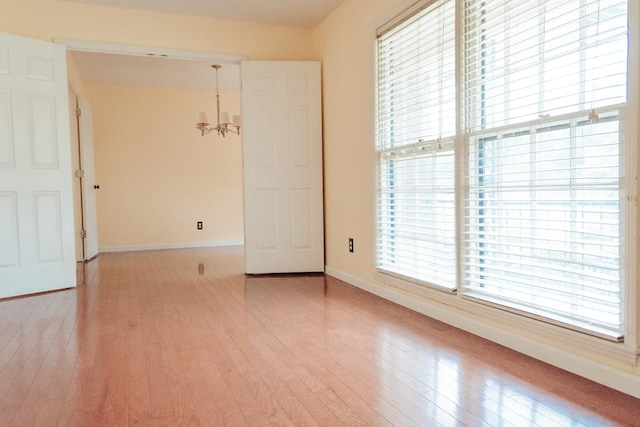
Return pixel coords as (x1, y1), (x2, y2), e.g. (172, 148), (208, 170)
(196, 65), (241, 137)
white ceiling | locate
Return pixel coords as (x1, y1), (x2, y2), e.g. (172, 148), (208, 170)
(69, 50), (241, 91)
(65, 0), (347, 28)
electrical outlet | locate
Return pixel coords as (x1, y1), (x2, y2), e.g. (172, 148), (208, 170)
(348, 238), (354, 253)
(197, 221), (203, 230)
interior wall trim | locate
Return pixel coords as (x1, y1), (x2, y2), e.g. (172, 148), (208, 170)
(54, 38), (247, 64)
(99, 240), (244, 253)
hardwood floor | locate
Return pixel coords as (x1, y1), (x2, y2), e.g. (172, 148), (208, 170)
(0, 246), (638, 426)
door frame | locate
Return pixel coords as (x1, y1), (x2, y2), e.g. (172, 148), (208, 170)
(69, 89), (84, 262)
(69, 92), (100, 262)
(55, 39), (246, 64)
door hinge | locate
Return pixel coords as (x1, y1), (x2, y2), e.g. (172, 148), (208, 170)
(75, 169), (84, 178)
(80, 229), (87, 239)
(75, 107), (82, 117)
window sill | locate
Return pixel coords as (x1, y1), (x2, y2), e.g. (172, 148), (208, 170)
(373, 270), (638, 367)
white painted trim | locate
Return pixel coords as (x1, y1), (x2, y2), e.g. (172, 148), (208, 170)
(625, 0), (640, 360)
(54, 38), (247, 64)
(100, 240), (244, 253)
(372, 268), (637, 363)
(325, 265), (640, 399)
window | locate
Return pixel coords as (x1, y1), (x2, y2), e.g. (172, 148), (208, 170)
(375, 0), (630, 340)
(376, 0), (457, 290)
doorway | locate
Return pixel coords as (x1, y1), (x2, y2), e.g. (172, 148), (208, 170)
(61, 41), (325, 273)
(62, 41), (247, 253)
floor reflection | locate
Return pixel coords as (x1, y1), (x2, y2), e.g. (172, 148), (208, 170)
(375, 320), (620, 426)
(378, 327), (463, 424)
(482, 377), (611, 426)
(0, 248), (635, 425)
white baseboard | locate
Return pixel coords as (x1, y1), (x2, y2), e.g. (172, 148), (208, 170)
(325, 266), (640, 399)
(99, 240), (244, 253)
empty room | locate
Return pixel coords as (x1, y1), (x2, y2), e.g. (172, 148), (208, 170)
(1, 0), (640, 425)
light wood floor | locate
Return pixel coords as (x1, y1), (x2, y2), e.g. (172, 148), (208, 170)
(0, 246), (638, 426)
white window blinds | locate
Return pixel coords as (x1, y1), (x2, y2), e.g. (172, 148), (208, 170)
(462, 0), (628, 132)
(376, 0), (456, 290)
(462, 0), (628, 339)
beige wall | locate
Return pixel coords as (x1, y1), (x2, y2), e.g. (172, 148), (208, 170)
(82, 82), (243, 250)
(66, 55), (85, 95)
(313, 0), (640, 396)
(313, 0), (407, 282)
(1, 0), (314, 60)
(1, 0), (317, 251)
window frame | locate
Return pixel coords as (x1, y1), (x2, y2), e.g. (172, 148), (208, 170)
(375, 0), (458, 291)
(374, 0), (638, 354)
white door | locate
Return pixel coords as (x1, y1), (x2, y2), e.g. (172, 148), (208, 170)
(77, 95), (98, 260)
(0, 32), (76, 298)
(241, 61), (324, 274)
